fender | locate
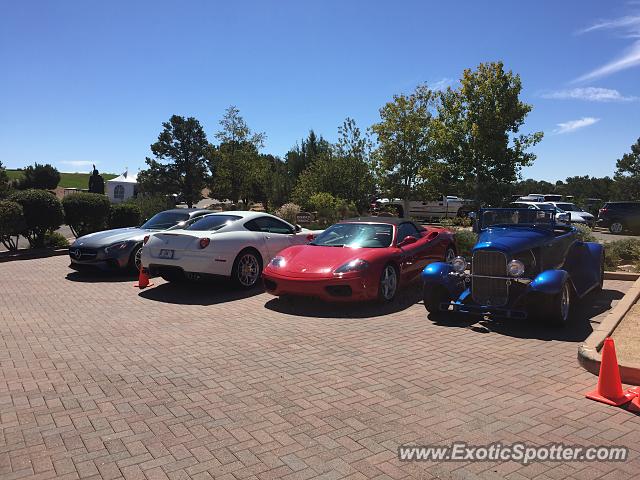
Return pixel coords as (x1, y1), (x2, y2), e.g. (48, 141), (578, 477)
(584, 241), (604, 264)
(421, 262), (462, 296)
(527, 269), (569, 295)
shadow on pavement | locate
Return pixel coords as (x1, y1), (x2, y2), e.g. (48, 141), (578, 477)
(138, 280), (264, 306)
(264, 286), (422, 319)
(426, 288), (624, 342)
(65, 270), (136, 283)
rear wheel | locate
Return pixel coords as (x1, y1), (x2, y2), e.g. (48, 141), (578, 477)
(609, 221), (624, 234)
(378, 264), (398, 302)
(444, 245), (456, 263)
(232, 249), (263, 289)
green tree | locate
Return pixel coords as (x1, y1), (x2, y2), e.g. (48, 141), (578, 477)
(292, 119), (375, 211)
(10, 189), (64, 248)
(208, 106), (265, 205)
(138, 115), (210, 207)
(18, 163), (61, 190)
(0, 200), (25, 251)
(371, 85), (437, 206)
(432, 61), (543, 206)
(0, 161), (10, 198)
(614, 138), (640, 200)
(285, 130), (331, 181)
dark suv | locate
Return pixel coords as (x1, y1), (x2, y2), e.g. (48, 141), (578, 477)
(597, 202), (640, 234)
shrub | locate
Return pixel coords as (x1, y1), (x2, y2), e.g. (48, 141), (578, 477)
(10, 189), (64, 248)
(109, 203), (142, 228)
(308, 192), (338, 225)
(441, 216), (472, 228)
(454, 230), (478, 259)
(275, 203), (301, 224)
(604, 238), (640, 270)
(0, 161), (10, 198)
(129, 195), (174, 222)
(17, 163), (61, 190)
(574, 224), (596, 242)
(44, 231), (69, 248)
(62, 192), (111, 237)
(0, 200), (25, 251)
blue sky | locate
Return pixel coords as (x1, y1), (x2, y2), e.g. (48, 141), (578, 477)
(1, 0), (639, 182)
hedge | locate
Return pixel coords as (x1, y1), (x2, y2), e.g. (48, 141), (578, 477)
(10, 189), (64, 248)
(109, 203), (142, 228)
(62, 192), (111, 237)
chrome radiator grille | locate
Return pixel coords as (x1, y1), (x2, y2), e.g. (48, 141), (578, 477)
(472, 250), (508, 307)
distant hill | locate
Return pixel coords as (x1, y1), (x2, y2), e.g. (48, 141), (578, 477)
(6, 169), (118, 190)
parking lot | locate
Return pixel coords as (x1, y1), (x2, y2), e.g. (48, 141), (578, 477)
(1, 256), (640, 479)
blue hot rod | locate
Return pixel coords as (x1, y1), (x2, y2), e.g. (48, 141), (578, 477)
(421, 208), (604, 325)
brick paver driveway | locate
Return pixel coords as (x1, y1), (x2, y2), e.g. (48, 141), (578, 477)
(1, 256), (639, 480)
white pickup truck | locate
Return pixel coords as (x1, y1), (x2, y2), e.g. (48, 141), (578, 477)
(373, 196), (476, 220)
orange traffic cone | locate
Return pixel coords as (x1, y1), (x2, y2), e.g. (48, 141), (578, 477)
(134, 268), (153, 289)
(586, 337), (635, 406)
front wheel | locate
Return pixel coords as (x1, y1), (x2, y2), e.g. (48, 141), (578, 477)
(541, 280), (572, 326)
(423, 284), (449, 314)
(232, 250), (263, 289)
(444, 245), (456, 263)
(378, 264), (399, 302)
(129, 245), (142, 273)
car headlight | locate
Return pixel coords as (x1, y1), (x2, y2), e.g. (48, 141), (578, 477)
(451, 256), (467, 273)
(269, 256), (286, 268)
(334, 259), (369, 274)
(104, 241), (130, 254)
(507, 259), (525, 277)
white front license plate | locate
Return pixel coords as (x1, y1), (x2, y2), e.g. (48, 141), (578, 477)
(159, 249), (174, 259)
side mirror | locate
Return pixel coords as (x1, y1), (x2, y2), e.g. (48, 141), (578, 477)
(558, 213), (571, 224)
(294, 224), (302, 233)
(398, 235), (417, 247)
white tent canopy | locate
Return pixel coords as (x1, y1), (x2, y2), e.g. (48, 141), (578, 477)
(107, 170), (138, 203)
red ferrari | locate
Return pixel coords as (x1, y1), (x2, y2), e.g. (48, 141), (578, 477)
(262, 217), (455, 302)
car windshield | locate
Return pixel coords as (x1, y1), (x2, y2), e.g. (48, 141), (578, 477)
(185, 215), (241, 231)
(556, 203), (581, 212)
(141, 211), (190, 230)
(310, 223), (393, 248)
(480, 208), (555, 229)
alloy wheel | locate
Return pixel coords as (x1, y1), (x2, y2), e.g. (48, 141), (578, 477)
(238, 253), (260, 287)
(134, 247), (142, 271)
(610, 222), (623, 234)
(445, 247), (456, 263)
(380, 265), (398, 300)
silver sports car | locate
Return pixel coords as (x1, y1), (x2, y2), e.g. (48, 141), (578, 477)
(68, 208), (210, 272)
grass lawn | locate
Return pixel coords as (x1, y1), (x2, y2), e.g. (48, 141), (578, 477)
(7, 169), (117, 189)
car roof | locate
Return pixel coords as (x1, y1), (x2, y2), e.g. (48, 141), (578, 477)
(189, 211), (289, 222)
(342, 216), (412, 225)
(162, 208), (210, 214)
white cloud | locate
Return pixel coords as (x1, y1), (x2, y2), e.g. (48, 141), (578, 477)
(554, 117), (600, 134)
(60, 160), (95, 167)
(430, 78), (455, 91)
(540, 87), (637, 101)
(574, 14), (640, 82)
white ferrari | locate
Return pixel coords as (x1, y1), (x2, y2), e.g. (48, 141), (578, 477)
(140, 211), (322, 288)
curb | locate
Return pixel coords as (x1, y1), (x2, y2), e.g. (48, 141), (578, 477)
(0, 248), (69, 263)
(578, 272), (640, 386)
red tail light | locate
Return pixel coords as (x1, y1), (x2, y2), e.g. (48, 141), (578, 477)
(199, 238), (210, 249)
(143, 235), (150, 245)
(306, 234), (315, 242)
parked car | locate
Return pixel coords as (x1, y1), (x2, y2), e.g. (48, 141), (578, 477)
(262, 217), (455, 302)
(422, 208), (604, 325)
(597, 202), (640, 234)
(69, 208), (210, 272)
(141, 211), (322, 288)
(373, 195), (475, 220)
(544, 202), (595, 226)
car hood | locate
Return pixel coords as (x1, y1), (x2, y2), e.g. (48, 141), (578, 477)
(474, 227), (553, 254)
(71, 227), (152, 247)
(270, 245), (380, 277)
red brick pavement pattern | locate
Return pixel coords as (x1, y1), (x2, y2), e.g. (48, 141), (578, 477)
(1, 256), (639, 480)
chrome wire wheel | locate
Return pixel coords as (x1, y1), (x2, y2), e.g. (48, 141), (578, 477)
(380, 265), (398, 301)
(237, 253), (260, 287)
(445, 247), (456, 263)
(560, 282), (571, 322)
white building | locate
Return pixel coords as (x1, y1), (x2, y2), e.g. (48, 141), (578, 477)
(107, 170), (138, 203)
